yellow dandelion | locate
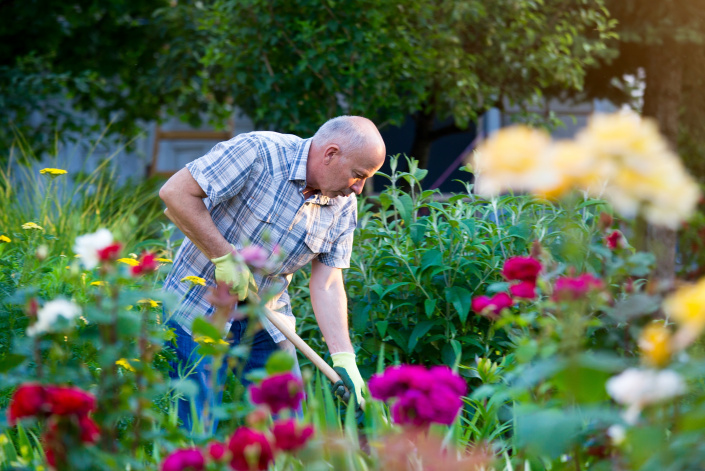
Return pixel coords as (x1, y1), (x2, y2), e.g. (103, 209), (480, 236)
(117, 258), (140, 266)
(90, 281), (106, 286)
(39, 168), (68, 176)
(156, 257), (173, 263)
(194, 335), (229, 347)
(116, 358), (136, 372)
(639, 323), (672, 368)
(137, 299), (161, 308)
(0, 235), (10, 243)
(181, 275), (206, 286)
(21, 222), (44, 231)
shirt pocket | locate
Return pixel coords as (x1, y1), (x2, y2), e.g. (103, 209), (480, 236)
(240, 171), (278, 224)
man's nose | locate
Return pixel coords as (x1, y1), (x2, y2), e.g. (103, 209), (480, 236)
(351, 178), (366, 195)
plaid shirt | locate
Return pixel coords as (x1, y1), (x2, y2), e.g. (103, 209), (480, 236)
(163, 131), (358, 343)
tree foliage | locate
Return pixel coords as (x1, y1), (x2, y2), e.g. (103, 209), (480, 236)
(199, 0), (616, 167)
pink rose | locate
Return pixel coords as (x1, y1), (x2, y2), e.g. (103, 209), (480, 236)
(471, 292), (513, 319)
(509, 281), (537, 299)
(161, 448), (205, 471)
(271, 419), (314, 452)
(249, 372), (304, 414)
(502, 256), (542, 282)
(207, 441), (228, 461)
(131, 252), (158, 276)
(553, 273), (604, 301)
(227, 427), (274, 471)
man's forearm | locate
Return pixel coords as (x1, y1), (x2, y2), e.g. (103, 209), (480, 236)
(310, 276), (354, 354)
(159, 168), (231, 260)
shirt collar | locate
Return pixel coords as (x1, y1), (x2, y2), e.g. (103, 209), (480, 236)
(288, 138), (311, 185)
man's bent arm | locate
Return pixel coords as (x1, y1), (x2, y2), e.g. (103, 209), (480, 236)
(309, 259), (354, 354)
(159, 168), (232, 260)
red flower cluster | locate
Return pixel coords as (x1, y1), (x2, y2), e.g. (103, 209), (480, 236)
(552, 273), (604, 301)
(228, 427), (275, 471)
(162, 448), (206, 471)
(8, 383), (96, 425)
(472, 256), (542, 320)
(368, 365), (467, 427)
(131, 252), (158, 276)
(249, 372), (304, 414)
(9, 383), (99, 468)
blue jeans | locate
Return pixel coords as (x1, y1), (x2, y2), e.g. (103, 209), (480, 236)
(166, 318), (301, 434)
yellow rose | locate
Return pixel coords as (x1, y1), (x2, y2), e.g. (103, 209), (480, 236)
(638, 323), (672, 368)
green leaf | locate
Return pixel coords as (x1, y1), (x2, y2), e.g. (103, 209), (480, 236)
(265, 350), (295, 375)
(191, 317), (222, 342)
(445, 286), (473, 323)
(392, 193), (414, 227)
(421, 249), (444, 271)
(375, 320), (388, 338)
(408, 320), (437, 351)
(424, 298), (437, 318)
(0, 353), (26, 373)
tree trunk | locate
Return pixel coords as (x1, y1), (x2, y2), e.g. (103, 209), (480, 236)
(641, 37), (684, 286)
(409, 108), (436, 169)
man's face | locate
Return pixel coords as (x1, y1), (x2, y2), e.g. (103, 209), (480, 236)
(318, 148), (384, 198)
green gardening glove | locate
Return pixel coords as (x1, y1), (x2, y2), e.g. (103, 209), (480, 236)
(210, 244), (255, 300)
(331, 352), (365, 409)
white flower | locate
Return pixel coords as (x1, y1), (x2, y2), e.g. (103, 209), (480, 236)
(606, 368), (686, 424)
(27, 299), (82, 337)
(73, 229), (114, 270)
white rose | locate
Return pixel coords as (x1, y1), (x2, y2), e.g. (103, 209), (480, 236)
(73, 229), (114, 269)
(606, 368), (686, 424)
(27, 299), (82, 337)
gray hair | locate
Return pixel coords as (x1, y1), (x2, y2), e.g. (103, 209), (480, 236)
(312, 116), (375, 155)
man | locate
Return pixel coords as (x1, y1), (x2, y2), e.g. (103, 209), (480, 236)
(159, 115), (386, 430)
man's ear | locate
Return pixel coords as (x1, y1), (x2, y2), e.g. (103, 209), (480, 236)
(323, 144), (340, 165)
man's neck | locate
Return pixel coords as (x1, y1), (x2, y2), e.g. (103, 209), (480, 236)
(302, 186), (319, 199)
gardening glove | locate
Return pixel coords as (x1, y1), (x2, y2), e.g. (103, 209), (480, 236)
(210, 244), (256, 301)
(331, 352), (365, 409)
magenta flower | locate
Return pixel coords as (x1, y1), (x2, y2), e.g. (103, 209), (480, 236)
(509, 281), (537, 299)
(471, 292), (513, 319)
(227, 427), (274, 471)
(553, 273), (604, 301)
(605, 230), (625, 249)
(238, 245), (269, 269)
(161, 448), (205, 471)
(207, 441), (228, 461)
(271, 419), (314, 452)
(502, 256), (542, 282)
(370, 365), (466, 428)
(249, 372), (304, 413)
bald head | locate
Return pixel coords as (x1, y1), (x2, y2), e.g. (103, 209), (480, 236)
(312, 116), (386, 167)
(307, 116), (386, 198)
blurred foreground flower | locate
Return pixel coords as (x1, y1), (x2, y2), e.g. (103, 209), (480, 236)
(472, 112), (700, 228)
(117, 257), (140, 266)
(227, 427), (274, 471)
(40, 168), (68, 177)
(663, 277), (705, 348)
(639, 323), (672, 368)
(606, 368), (685, 424)
(131, 253), (158, 276)
(249, 372), (304, 414)
(161, 448), (205, 471)
(552, 273), (604, 301)
(369, 365), (467, 427)
(26, 299), (81, 336)
(271, 419), (314, 452)
(471, 292), (513, 319)
(74, 229), (115, 269)
(502, 256), (542, 283)
(0, 235), (10, 243)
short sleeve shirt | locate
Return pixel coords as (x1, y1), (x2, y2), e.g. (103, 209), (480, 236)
(162, 131), (358, 342)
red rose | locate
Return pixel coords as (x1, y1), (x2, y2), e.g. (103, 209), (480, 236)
(97, 243), (122, 261)
(249, 373), (304, 414)
(46, 386), (96, 416)
(161, 448), (206, 471)
(605, 230), (624, 250)
(502, 256), (542, 283)
(227, 427), (274, 471)
(207, 441), (228, 461)
(271, 419), (314, 452)
(509, 281), (537, 299)
(131, 253), (158, 276)
(8, 383), (47, 424)
(78, 415), (100, 443)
